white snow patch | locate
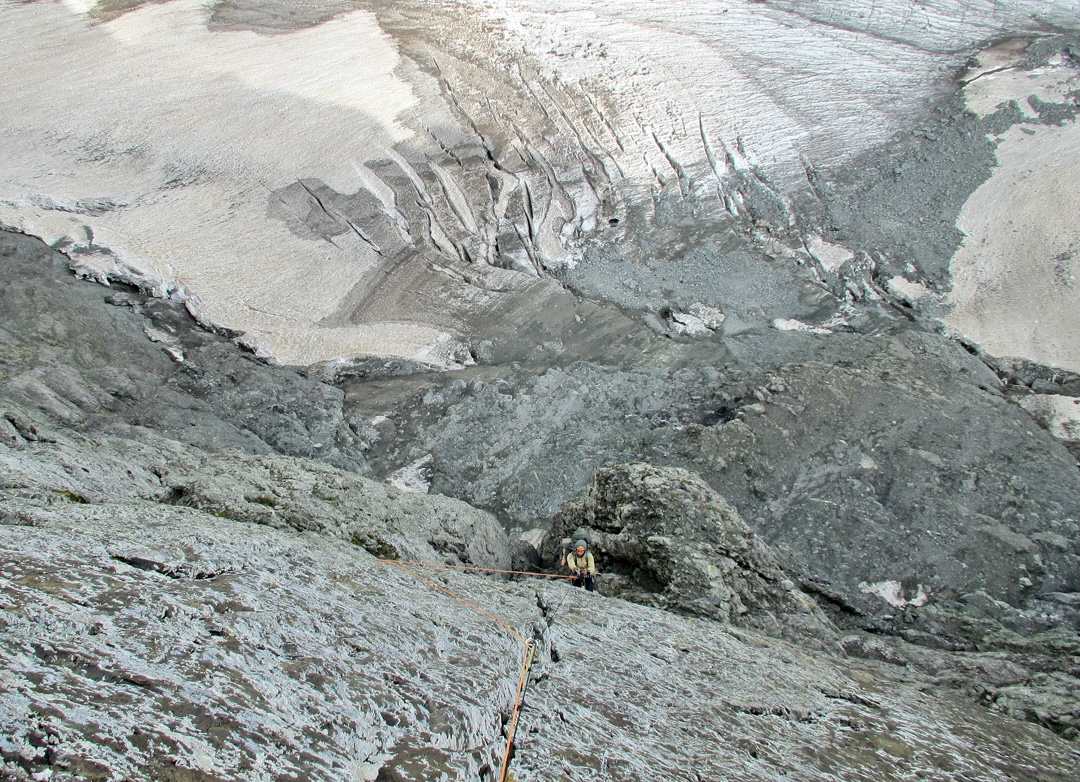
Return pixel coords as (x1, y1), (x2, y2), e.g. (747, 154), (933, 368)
(772, 319), (832, 335)
(228, 322), (465, 369)
(669, 304), (726, 336)
(389, 455), (434, 494)
(806, 235), (855, 274)
(1019, 394), (1080, 443)
(61, 0), (96, 14)
(105, 1), (417, 137)
(885, 276), (936, 307)
(859, 580), (930, 609)
(354, 761), (387, 782)
(412, 333), (475, 371)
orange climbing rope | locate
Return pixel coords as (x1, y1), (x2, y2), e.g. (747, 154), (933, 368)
(499, 639), (536, 782)
(380, 559), (528, 643)
(386, 560), (575, 580)
(378, 558), (553, 782)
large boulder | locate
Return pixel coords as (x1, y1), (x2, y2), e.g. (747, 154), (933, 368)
(360, 332), (1080, 629)
(547, 462), (836, 645)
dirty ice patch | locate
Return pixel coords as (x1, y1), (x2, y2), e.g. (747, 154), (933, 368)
(485, 0), (953, 193)
(1020, 394), (1080, 444)
(943, 39), (1080, 373)
(772, 314), (849, 335)
(0, 0), (436, 366)
(943, 118), (1080, 374)
(859, 580), (930, 609)
(805, 235), (855, 274)
(773, 319), (831, 335)
(962, 43), (1080, 120)
(100, 0), (417, 142)
(885, 276), (937, 309)
(669, 304), (726, 336)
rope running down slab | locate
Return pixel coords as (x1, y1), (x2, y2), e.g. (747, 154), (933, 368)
(386, 560), (575, 580)
(499, 639), (536, 782)
(380, 559), (529, 644)
(378, 559), (558, 781)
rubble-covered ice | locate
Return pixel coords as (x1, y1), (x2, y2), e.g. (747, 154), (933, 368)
(2, 0), (1076, 369)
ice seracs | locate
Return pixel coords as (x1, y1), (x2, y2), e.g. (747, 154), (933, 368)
(2, 0), (1078, 374)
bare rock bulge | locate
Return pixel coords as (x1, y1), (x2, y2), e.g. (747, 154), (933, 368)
(547, 462), (838, 646)
(162, 450), (512, 569)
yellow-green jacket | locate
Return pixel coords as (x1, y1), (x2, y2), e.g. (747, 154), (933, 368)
(566, 550), (596, 575)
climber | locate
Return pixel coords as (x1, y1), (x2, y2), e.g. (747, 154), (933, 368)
(565, 539), (597, 592)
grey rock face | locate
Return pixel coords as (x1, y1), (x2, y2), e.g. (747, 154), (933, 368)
(693, 341), (1080, 616)
(359, 331), (1080, 623)
(0, 2), (1078, 768)
(0, 502), (520, 782)
(5, 223), (1080, 742)
(0, 230), (367, 472)
(545, 463), (837, 645)
(162, 450), (511, 568)
(840, 603), (1080, 740)
(3, 498), (1079, 781)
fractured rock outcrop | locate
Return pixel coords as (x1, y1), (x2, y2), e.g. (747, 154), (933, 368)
(547, 462), (836, 645)
(373, 333), (1080, 627)
(162, 450), (511, 568)
(0, 400), (509, 572)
